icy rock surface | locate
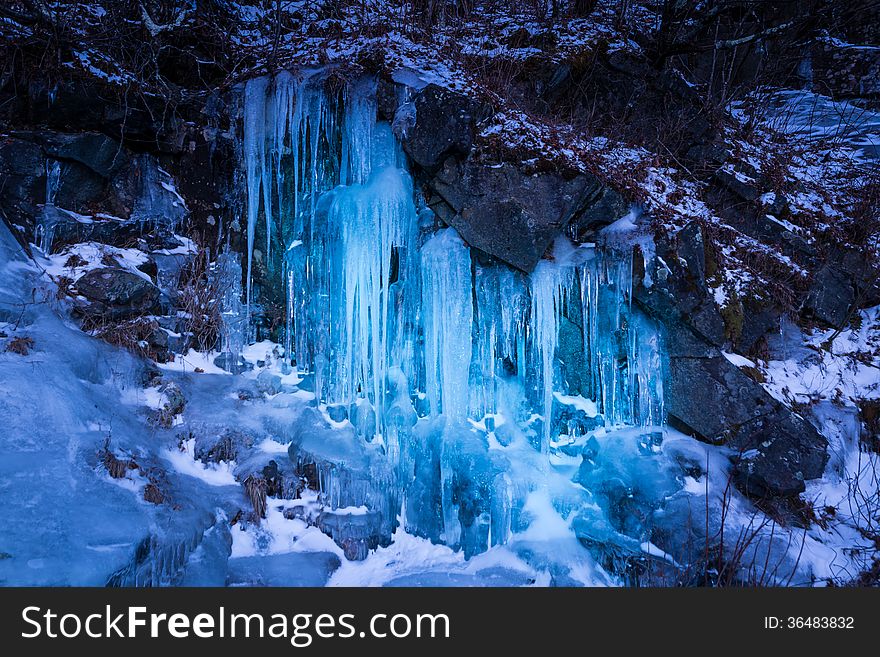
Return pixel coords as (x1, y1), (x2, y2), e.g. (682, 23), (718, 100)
(237, 72), (672, 564)
(0, 220), (153, 585)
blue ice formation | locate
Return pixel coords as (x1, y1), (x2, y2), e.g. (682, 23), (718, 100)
(239, 71), (667, 558)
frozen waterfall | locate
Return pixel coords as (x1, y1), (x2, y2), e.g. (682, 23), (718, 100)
(239, 71), (667, 556)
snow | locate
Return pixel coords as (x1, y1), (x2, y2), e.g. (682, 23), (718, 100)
(553, 393), (599, 418)
(164, 439), (238, 487)
(158, 349), (231, 375)
(723, 351), (758, 369)
(760, 311), (880, 407)
(39, 241), (153, 283)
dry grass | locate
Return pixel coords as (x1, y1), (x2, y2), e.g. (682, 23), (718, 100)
(84, 316), (169, 362)
(177, 245), (225, 352)
(5, 335), (34, 355)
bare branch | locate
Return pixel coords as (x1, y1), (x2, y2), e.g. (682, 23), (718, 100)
(140, 2), (192, 38)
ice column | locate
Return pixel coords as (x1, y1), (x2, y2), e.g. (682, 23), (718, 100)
(529, 259), (575, 451)
(420, 228), (474, 422)
(34, 159), (62, 253)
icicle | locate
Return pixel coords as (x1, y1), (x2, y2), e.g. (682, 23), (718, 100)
(243, 75), (269, 311)
(529, 259), (575, 452)
(421, 228), (474, 421)
(236, 72), (671, 563)
(329, 156), (418, 415)
(35, 160), (62, 253)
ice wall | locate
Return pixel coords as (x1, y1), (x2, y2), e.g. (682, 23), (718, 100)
(241, 72), (666, 556)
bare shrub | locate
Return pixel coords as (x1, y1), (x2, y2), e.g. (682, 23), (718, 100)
(84, 316), (168, 362)
(243, 474), (268, 520)
(177, 245), (225, 352)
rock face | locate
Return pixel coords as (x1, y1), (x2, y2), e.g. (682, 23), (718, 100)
(634, 222), (726, 348)
(804, 265), (855, 329)
(398, 83), (604, 272)
(567, 186), (630, 241)
(74, 268), (160, 319)
(0, 138), (45, 238)
(397, 84), (486, 172)
(812, 37), (880, 99)
(430, 159), (601, 272)
(37, 132), (130, 179)
(636, 223), (829, 497)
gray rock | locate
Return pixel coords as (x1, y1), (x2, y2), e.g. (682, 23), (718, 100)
(567, 186), (630, 241)
(146, 326), (169, 351)
(53, 162), (107, 212)
(635, 222), (726, 347)
(737, 296), (782, 354)
(327, 404), (348, 423)
(634, 221), (829, 496)
(811, 36), (880, 98)
(74, 267), (160, 319)
(213, 352), (253, 374)
(803, 265), (855, 328)
(317, 509), (387, 560)
(0, 138), (45, 241)
(430, 159), (601, 272)
(714, 168), (761, 202)
(667, 356), (775, 439)
(38, 132), (129, 179)
(397, 84), (487, 172)
(831, 244), (880, 307)
(685, 142), (730, 169)
(160, 382), (186, 417)
(731, 410), (829, 498)
(667, 354), (828, 497)
(255, 369), (282, 395)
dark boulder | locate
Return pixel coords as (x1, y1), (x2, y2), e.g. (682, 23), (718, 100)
(713, 168), (761, 203)
(811, 37), (880, 99)
(803, 265), (855, 328)
(74, 267), (160, 319)
(737, 295), (783, 354)
(430, 158), (601, 272)
(666, 354), (828, 497)
(0, 137), (45, 241)
(667, 355), (774, 439)
(396, 84), (488, 172)
(54, 163), (107, 214)
(567, 186), (630, 241)
(634, 222), (726, 347)
(636, 225), (828, 497)
(731, 410), (830, 498)
(37, 132), (129, 178)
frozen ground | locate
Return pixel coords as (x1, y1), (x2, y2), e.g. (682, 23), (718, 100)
(3, 206), (872, 585)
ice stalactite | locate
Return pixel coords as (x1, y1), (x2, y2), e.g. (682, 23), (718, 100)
(239, 72), (668, 558)
(214, 251), (248, 368)
(34, 159), (62, 253)
(331, 153), (418, 423)
(530, 258), (576, 452)
(243, 75), (269, 309)
(471, 264), (528, 422)
(243, 72), (418, 426)
(421, 227), (474, 422)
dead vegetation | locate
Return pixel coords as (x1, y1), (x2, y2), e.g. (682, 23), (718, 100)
(5, 335), (34, 355)
(243, 473), (268, 521)
(177, 244), (225, 352)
